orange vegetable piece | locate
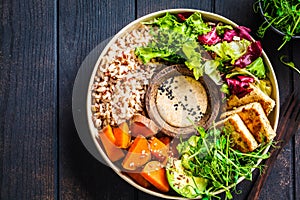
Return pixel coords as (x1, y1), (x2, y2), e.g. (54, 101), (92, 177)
(130, 114), (159, 137)
(98, 132), (125, 162)
(113, 122), (131, 148)
(158, 136), (171, 146)
(149, 137), (169, 163)
(141, 161), (170, 193)
(130, 122), (156, 138)
(122, 135), (151, 171)
(127, 172), (151, 188)
(103, 124), (116, 144)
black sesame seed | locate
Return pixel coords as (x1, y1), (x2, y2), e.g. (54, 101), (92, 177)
(189, 89), (192, 92)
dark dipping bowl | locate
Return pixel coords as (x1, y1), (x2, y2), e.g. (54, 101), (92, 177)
(145, 64), (223, 138)
(258, 0), (300, 39)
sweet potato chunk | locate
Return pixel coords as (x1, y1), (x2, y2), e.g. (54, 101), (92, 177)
(141, 161), (170, 192)
(103, 124), (116, 144)
(149, 137), (168, 163)
(98, 132), (125, 162)
(127, 172), (151, 188)
(122, 135), (151, 171)
(130, 114), (159, 137)
(113, 122), (131, 148)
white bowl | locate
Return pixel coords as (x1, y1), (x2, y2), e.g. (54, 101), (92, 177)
(78, 8), (279, 199)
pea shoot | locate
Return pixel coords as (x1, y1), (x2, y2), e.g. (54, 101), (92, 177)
(176, 125), (272, 199)
(256, 0), (300, 50)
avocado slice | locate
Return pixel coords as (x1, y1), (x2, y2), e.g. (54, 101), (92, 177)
(166, 159), (208, 198)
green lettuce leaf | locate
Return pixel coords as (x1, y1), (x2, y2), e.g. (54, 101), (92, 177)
(246, 57), (266, 79)
(204, 39), (251, 64)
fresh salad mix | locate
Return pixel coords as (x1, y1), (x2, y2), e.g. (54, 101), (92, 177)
(135, 12), (271, 99)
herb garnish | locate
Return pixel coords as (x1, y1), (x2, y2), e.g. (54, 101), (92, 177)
(175, 125), (272, 199)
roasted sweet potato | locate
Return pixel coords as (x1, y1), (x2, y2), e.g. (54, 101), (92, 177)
(122, 135), (151, 171)
(141, 161), (170, 193)
(158, 136), (171, 146)
(149, 137), (168, 163)
(113, 122), (131, 148)
(127, 172), (151, 188)
(98, 132), (125, 162)
(130, 114), (159, 137)
(103, 124), (116, 144)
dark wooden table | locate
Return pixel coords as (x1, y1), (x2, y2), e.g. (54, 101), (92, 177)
(1, 0), (299, 199)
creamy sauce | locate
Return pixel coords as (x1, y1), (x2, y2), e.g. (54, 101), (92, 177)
(156, 75), (208, 127)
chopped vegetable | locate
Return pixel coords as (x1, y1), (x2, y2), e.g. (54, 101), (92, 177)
(223, 26), (253, 42)
(149, 137), (169, 162)
(198, 27), (221, 45)
(204, 39), (251, 64)
(141, 161), (170, 192)
(98, 132), (125, 162)
(103, 124), (116, 144)
(122, 135), (151, 170)
(113, 122), (131, 148)
(130, 114), (160, 137)
(226, 75), (254, 98)
(246, 57), (266, 79)
(166, 159), (208, 198)
(127, 172), (152, 188)
(234, 41), (262, 68)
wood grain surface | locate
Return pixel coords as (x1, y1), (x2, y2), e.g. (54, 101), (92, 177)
(0, 0), (299, 199)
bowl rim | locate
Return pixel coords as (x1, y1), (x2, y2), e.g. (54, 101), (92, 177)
(258, 0), (300, 39)
(85, 8), (280, 199)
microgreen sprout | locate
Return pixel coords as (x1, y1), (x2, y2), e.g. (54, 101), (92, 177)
(256, 0), (300, 50)
(176, 124), (273, 199)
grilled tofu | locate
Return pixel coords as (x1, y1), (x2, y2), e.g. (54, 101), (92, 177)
(221, 102), (276, 143)
(227, 83), (275, 116)
(215, 114), (258, 153)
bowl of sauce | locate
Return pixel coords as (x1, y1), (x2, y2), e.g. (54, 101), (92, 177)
(145, 64), (223, 137)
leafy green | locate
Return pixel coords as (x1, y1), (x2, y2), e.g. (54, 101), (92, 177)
(185, 12), (212, 36)
(246, 57), (267, 79)
(216, 24), (234, 35)
(204, 39), (251, 64)
(256, 79), (272, 96)
(134, 47), (172, 63)
(175, 125), (272, 199)
(135, 12), (219, 81)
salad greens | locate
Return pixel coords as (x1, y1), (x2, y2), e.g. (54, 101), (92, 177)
(135, 12), (214, 80)
(135, 12), (270, 98)
(168, 125), (271, 199)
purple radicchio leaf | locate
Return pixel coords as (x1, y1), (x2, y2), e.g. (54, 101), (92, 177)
(198, 27), (221, 45)
(226, 76), (254, 98)
(223, 26), (252, 42)
(234, 41), (262, 68)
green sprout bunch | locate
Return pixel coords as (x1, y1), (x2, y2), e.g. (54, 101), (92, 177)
(257, 0), (300, 50)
